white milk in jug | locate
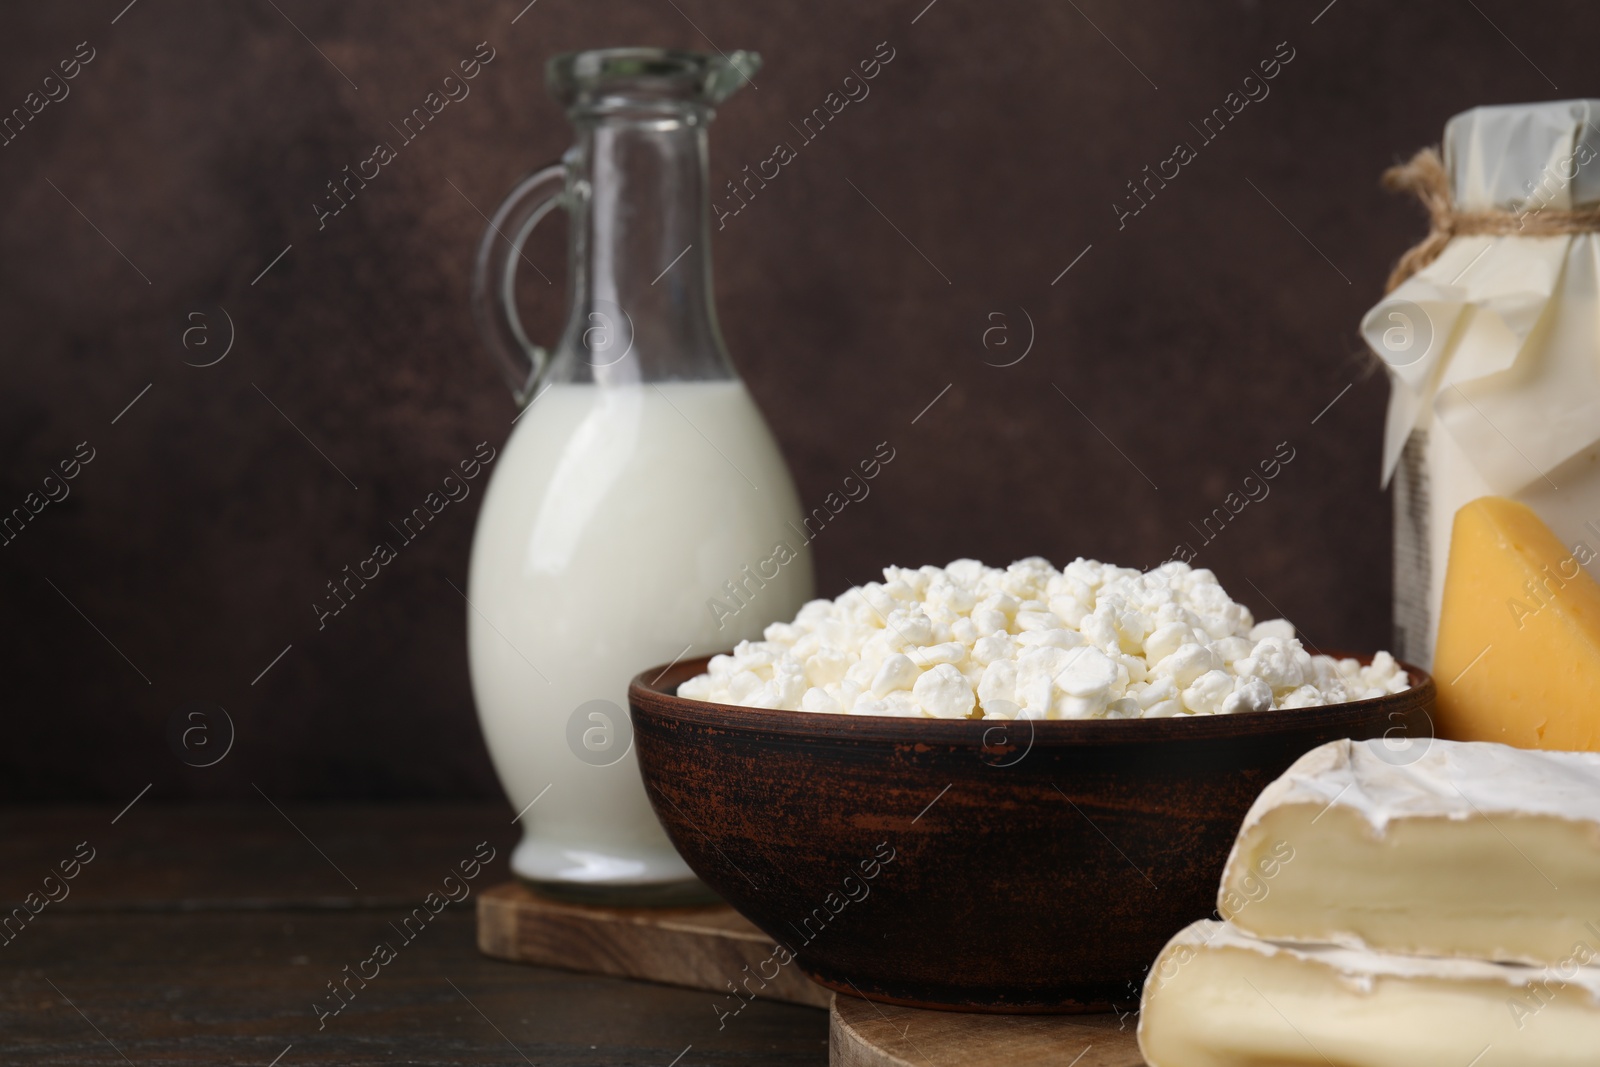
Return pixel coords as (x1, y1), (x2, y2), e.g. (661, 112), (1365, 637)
(467, 379), (813, 891)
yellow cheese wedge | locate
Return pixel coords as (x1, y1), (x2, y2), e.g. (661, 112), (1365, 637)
(1433, 496), (1600, 750)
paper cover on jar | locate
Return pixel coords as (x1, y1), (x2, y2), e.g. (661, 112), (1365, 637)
(1363, 99), (1600, 495)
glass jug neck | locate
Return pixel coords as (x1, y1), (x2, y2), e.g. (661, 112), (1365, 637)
(559, 111), (733, 385)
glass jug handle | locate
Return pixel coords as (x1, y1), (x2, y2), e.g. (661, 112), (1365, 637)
(470, 162), (569, 406)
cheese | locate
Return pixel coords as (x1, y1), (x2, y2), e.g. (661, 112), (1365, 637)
(677, 557), (1410, 719)
(1138, 920), (1600, 1067)
(1433, 496), (1600, 750)
(1219, 739), (1600, 965)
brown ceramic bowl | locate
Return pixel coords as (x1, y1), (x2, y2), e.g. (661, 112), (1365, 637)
(629, 653), (1434, 1014)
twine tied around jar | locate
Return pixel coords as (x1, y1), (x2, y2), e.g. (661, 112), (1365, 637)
(1382, 146), (1600, 292)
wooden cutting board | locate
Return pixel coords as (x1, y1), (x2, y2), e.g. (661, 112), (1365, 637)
(475, 881), (832, 1008)
(830, 992), (1147, 1067)
(477, 882), (1148, 1063)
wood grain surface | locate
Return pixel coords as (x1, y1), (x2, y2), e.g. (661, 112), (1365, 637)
(830, 993), (1146, 1067)
(0, 804), (828, 1065)
(478, 881), (833, 1008)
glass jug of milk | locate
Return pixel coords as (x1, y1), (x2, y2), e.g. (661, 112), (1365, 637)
(466, 48), (813, 902)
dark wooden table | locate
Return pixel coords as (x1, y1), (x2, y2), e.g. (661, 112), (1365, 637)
(0, 804), (828, 1065)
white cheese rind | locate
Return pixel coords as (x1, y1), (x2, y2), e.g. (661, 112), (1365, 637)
(1139, 921), (1600, 1067)
(1220, 738), (1600, 966)
(1233, 738), (1600, 836)
(1155, 920), (1600, 1002)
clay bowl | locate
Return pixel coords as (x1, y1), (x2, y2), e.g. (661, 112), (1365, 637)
(629, 653), (1435, 1013)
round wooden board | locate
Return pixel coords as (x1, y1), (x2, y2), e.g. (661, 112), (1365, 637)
(830, 992), (1147, 1066)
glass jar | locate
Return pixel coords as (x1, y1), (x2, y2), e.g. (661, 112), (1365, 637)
(1364, 100), (1600, 667)
(466, 49), (815, 903)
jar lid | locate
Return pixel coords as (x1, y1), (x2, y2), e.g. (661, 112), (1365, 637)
(546, 48), (760, 116)
(1444, 100), (1600, 211)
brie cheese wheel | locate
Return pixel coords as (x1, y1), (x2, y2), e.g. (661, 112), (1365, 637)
(1139, 920), (1600, 1067)
(1218, 738), (1600, 966)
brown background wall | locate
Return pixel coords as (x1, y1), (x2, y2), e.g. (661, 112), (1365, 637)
(0, 0), (1585, 801)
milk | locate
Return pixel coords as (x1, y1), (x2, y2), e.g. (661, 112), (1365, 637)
(467, 380), (813, 889)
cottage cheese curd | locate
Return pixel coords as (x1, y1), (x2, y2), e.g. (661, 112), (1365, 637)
(677, 558), (1409, 719)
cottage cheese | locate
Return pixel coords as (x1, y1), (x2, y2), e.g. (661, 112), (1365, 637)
(677, 558), (1409, 719)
